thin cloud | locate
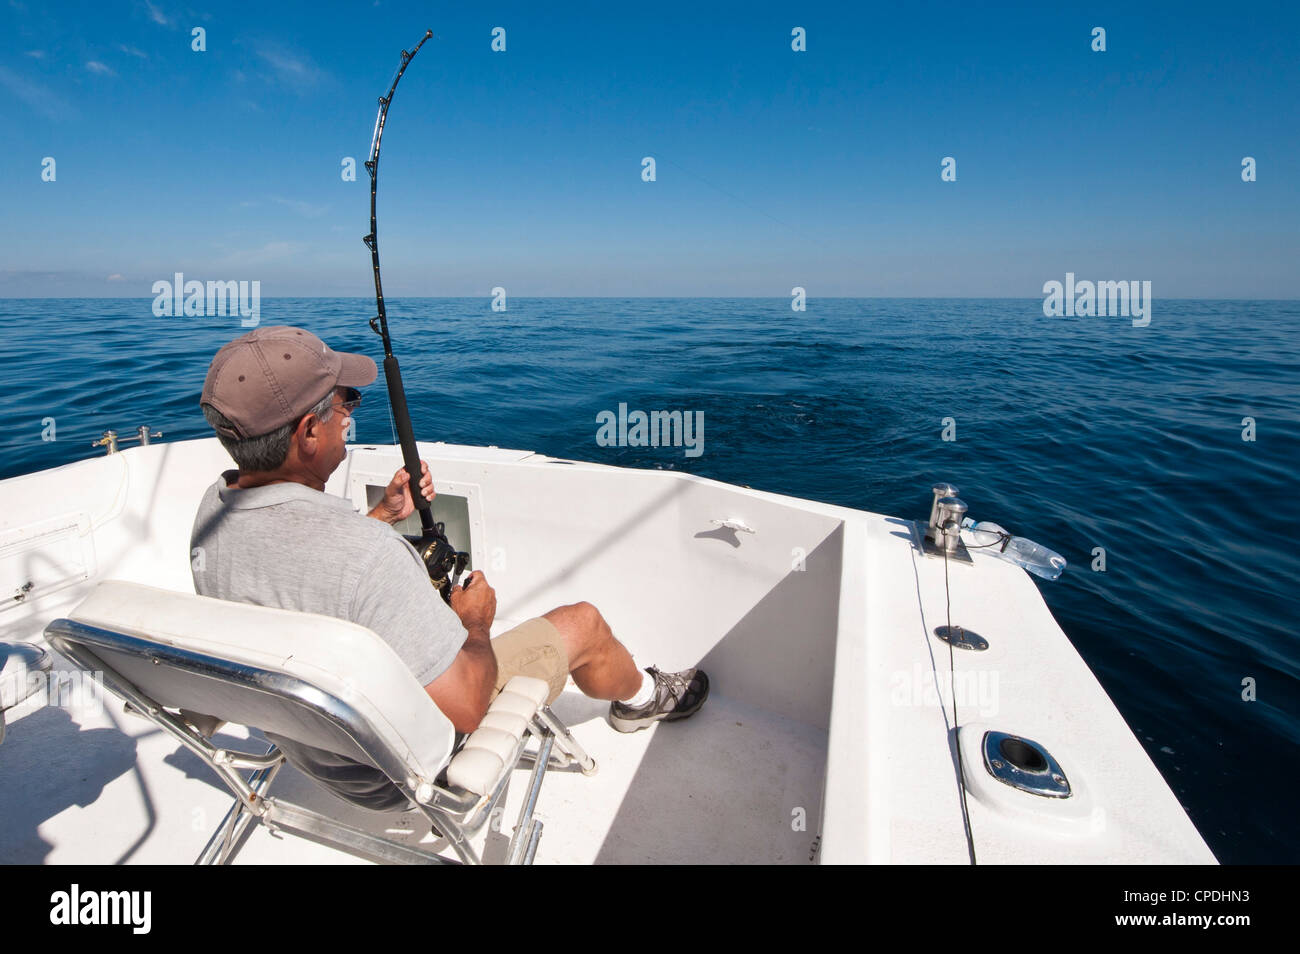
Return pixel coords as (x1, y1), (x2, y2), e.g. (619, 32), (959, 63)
(213, 240), (309, 268)
(271, 196), (329, 218)
(86, 61), (116, 76)
(25, 50), (44, 59)
(0, 268), (107, 294)
(144, 1), (168, 25)
(107, 273), (126, 281)
(260, 241), (301, 256)
(253, 44), (327, 90)
(0, 65), (76, 120)
(118, 44), (149, 59)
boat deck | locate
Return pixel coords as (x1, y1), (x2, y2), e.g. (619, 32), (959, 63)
(0, 438), (1216, 864)
(3, 658), (826, 865)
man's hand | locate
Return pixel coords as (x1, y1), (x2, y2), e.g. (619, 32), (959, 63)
(424, 574), (499, 730)
(449, 570), (496, 640)
(426, 569), (499, 732)
(368, 461), (435, 524)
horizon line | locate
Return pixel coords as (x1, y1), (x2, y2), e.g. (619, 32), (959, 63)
(3, 295), (1298, 302)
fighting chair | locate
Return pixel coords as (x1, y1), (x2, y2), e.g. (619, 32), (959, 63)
(44, 580), (595, 865)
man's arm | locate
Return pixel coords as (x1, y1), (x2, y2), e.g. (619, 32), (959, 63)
(423, 571), (498, 733)
(423, 625), (496, 734)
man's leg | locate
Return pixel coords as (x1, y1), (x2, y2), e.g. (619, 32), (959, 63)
(543, 601), (710, 733)
(489, 602), (709, 733)
(542, 601), (641, 701)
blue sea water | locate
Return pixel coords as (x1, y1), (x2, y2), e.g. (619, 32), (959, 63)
(1, 296), (1296, 864)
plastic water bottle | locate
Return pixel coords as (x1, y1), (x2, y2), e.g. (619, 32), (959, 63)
(1000, 535), (1067, 580)
(962, 519), (1006, 548)
(962, 519), (1067, 580)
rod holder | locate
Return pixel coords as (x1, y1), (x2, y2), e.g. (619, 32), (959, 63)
(92, 426), (163, 456)
(927, 482), (959, 545)
(936, 497), (968, 553)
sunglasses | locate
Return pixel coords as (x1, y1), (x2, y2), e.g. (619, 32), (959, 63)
(335, 387), (363, 416)
(295, 388), (362, 432)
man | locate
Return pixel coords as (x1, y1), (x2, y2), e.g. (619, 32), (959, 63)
(190, 326), (707, 809)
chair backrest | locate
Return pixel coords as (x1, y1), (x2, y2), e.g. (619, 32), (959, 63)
(45, 580), (455, 788)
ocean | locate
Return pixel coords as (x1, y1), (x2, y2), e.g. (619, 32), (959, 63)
(1, 296), (1296, 863)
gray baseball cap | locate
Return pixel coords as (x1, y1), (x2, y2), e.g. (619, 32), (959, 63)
(200, 326), (378, 439)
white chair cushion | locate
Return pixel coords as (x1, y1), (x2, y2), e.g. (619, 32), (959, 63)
(478, 710), (529, 737)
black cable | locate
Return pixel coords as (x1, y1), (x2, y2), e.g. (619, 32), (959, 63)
(959, 527), (1013, 550)
(964, 536), (1011, 550)
(942, 537), (978, 865)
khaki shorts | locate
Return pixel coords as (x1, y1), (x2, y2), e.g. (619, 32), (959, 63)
(491, 617), (569, 704)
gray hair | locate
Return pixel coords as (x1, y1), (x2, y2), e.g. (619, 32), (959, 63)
(202, 389), (335, 472)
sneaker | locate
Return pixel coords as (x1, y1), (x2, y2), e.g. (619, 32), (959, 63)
(608, 666), (710, 733)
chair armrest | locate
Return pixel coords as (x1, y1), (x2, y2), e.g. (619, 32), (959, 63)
(445, 676), (550, 795)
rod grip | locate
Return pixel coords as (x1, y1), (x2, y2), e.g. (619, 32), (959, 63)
(382, 355), (435, 535)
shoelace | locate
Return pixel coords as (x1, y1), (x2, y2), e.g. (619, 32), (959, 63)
(649, 666), (691, 701)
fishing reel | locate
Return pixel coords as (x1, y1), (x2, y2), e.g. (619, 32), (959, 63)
(409, 523), (470, 604)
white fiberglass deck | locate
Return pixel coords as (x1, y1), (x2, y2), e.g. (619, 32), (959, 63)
(5, 670), (825, 865)
(0, 438), (1215, 864)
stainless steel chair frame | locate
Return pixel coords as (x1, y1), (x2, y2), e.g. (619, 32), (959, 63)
(46, 617), (594, 866)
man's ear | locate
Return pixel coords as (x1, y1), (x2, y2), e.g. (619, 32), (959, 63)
(295, 412), (321, 449)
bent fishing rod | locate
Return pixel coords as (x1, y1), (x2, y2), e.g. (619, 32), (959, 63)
(364, 29), (468, 601)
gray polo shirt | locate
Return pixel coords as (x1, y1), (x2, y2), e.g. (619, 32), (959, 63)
(190, 470), (465, 808)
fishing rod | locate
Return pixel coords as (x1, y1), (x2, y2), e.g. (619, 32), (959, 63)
(363, 29), (468, 602)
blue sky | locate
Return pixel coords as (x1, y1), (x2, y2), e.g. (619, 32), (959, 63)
(2, 1), (1297, 297)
